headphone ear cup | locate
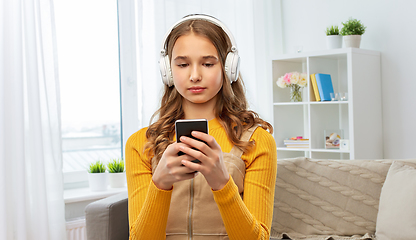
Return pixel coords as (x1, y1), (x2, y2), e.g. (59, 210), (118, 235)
(159, 55), (173, 86)
(224, 52), (240, 83)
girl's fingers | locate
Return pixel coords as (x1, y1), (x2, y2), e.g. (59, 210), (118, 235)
(191, 131), (220, 150)
(181, 160), (202, 172)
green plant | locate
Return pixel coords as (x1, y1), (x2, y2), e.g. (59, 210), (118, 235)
(340, 18), (366, 35)
(88, 160), (106, 173)
(325, 25), (339, 36)
(107, 159), (124, 173)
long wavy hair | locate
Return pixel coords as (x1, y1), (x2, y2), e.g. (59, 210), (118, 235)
(145, 19), (273, 162)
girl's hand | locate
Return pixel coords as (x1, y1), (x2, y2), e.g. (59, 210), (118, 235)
(152, 142), (199, 190)
(179, 131), (229, 191)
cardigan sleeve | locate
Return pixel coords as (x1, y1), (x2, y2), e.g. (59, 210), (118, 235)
(212, 127), (277, 239)
(126, 128), (172, 240)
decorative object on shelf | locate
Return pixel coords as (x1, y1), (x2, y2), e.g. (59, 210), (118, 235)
(331, 92), (348, 101)
(294, 45), (303, 53)
(107, 158), (126, 188)
(276, 72), (307, 102)
(340, 92), (348, 101)
(284, 136), (310, 148)
(340, 17), (366, 48)
(88, 160), (108, 191)
(314, 73), (334, 101)
(330, 92), (339, 101)
(325, 25), (342, 49)
(340, 139), (350, 151)
(324, 129), (344, 149)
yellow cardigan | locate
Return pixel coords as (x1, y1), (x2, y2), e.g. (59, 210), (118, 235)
(126, 118), (277, 239)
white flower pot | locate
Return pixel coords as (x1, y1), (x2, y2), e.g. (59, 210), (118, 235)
(343, 35), (362, 48)
(326, 35), (342, 49)
(88, 172), (108, 191)
(109, 172), (126, 188)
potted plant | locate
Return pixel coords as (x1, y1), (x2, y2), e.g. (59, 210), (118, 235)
(340, 17), (367, 48)
(107, 158), (126, 188)
(325, 25), (342, 49)
(88, 160), (107, 191)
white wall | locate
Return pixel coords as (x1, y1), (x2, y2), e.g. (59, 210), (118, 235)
(279, 0), (416, 159)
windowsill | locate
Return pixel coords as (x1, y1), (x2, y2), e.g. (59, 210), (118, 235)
(64, 186), (127, 204)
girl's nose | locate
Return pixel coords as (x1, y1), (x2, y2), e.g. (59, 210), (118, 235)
(190, 65), (201, 83)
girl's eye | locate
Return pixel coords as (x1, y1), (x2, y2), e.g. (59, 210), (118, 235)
(204, 63), (214, 67)
(178, 64), (188, 68)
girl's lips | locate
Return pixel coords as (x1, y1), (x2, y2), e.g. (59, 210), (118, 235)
(188, 87), (206, 93)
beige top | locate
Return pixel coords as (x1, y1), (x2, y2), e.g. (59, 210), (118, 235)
(151, 126), (258, 239)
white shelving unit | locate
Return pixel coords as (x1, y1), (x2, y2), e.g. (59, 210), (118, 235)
(271, 48), (383, 160)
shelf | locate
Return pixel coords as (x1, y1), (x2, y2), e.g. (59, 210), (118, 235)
(277, 147), (350, 153)
(309, 101), (348, 105)
(273, 101), (349, 106)
(311, 148), (350, 153)
(273, 102), (307, 106)
(64, 186), (127, 204)
(270, 48), (380, 61)
(272, 49), (382, 160)
(277, 147), (310, 151)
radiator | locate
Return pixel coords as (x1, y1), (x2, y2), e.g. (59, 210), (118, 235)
(66, 217), (87, 240)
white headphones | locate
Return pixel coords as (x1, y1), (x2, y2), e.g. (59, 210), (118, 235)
(159, 14), (240, 87)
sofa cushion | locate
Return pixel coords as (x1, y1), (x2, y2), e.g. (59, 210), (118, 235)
(271, 157), (416, 240)
(375, 161), (416, 240)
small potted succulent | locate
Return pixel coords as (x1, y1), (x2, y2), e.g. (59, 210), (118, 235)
(340, 18), (367, 48)
(88, 160), (107, 191)
(325, 25), (342, 49)
(107, 158), (126, 188)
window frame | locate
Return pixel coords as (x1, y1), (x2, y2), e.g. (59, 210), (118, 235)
(62, 0), (139, 188)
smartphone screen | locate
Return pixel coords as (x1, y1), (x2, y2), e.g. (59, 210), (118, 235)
(175, 119), (208, 163)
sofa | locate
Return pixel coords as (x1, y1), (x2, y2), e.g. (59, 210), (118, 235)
(85, 157), (416, 240)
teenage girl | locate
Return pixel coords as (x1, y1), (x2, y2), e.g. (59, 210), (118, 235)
(126, 14), (277, 240)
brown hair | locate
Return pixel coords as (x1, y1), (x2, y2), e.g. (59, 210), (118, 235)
(145, 19), (272, 161)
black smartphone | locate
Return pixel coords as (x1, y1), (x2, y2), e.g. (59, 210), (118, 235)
(175, 119), (208, 163)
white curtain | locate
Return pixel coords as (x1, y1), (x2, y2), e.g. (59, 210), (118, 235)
(0, 0), (67, 239)
(134, 0), (283, 126)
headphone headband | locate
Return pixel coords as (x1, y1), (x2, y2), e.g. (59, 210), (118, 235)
(159, 14), (240, 87)
(160, 14), (238, 56)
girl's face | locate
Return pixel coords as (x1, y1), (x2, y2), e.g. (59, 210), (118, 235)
(171, 33), (223, 108)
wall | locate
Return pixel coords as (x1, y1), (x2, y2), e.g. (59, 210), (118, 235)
(279, 0), (416, 159)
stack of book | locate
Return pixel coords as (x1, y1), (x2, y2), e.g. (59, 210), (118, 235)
(284, 139), (310, 148)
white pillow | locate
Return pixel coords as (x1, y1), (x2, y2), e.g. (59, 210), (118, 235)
(376, 161), (416, 240)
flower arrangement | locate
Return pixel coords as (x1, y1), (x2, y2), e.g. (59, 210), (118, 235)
(276, 72), (307, 102)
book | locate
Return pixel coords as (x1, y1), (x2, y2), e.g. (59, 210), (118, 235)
(283, 139), (309, 144)
(315, 73), (334, 101)
(284, 140), (309, 144)
(286, 145), (309, 148)
(310, 74), (320, 101)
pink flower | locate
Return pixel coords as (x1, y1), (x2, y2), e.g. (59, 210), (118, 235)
(276, 72), (308, 89)
(283, 73), (292, 84)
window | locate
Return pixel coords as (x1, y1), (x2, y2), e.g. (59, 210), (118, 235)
(55, 0), (122, 178)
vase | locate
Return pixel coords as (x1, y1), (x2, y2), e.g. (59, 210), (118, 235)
(326, 35), (342, 49)
(108, 172), (126, 188)
(290, 85), (302, 102)
(343, 35), (362, 48)
(88, 172), (108, 191)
